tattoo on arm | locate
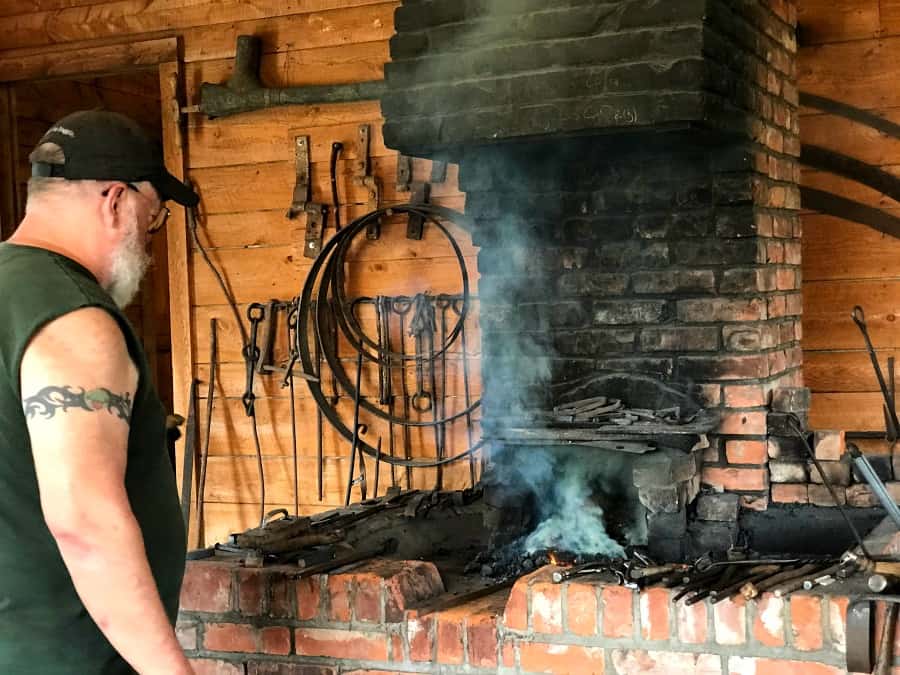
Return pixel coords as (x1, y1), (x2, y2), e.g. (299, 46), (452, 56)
(23, 386), (133, 421)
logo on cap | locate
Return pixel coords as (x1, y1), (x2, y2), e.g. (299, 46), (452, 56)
(46, 125), (75, 138)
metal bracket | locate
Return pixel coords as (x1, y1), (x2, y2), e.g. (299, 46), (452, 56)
(304, 203), (327, 259)
(430, 160), (447, 184)
(286, 135), (311, 219)
(397, 154), (412, 192)
(354, 124), (381, 239)
(255, 300), (288, 374)
(406, 182), (431, 240)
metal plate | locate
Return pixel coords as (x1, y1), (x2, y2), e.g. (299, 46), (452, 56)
(847, 600), (874, 673)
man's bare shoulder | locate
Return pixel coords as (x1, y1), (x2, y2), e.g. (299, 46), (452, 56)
(27, 307), (127, 358)
(21, 307), (137, 414)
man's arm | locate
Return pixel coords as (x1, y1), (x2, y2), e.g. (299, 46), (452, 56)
(20, 307), (193, 675)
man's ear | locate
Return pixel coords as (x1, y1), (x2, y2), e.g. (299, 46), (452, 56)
(99, 183), (126, 229)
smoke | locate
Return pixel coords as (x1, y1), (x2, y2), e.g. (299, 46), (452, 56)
(497, 447), (636, 557)
(523, 454), (625, 557)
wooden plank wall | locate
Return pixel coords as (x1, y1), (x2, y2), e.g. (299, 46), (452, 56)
(0, 0), (478, 546)
(798, 1), (900, 443)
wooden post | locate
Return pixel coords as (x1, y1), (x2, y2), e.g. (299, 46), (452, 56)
(159, 56), (199, 547)
(0, 84), (19, 239)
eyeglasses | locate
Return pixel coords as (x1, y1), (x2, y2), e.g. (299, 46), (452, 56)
(101, 182), (169, 234)
(147, 205), (170, 234)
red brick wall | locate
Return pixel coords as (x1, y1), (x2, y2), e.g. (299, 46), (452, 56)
(179, 559), (866, 674)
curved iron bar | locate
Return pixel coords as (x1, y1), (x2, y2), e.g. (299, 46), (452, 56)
(801, 145), (900, 204)
(296, 204), (484, 468)
(800, 92), (900, 141)
(800, 187), (900, 239)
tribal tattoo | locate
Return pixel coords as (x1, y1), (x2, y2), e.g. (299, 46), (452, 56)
(23, 386), (133, 421)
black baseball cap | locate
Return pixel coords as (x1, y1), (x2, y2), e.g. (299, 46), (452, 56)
(29, 110), (199, 207)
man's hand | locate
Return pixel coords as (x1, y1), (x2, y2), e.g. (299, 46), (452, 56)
(21, 307), (193, 675)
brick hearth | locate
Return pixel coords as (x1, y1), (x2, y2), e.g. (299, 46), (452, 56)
(179, 558), (868, 674)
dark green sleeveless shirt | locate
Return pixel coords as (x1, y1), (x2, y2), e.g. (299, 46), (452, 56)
(0, 243), (186, 674)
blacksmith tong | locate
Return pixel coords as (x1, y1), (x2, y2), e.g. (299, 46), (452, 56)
(852, 306), (900, 442)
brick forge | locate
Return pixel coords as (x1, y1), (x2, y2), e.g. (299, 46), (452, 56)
(179, 559), (873, 674)
(379, 0), (826, 548)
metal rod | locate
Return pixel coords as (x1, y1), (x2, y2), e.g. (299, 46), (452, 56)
(181, 378), (200, 531)
(456, 299), (477, 487)
(849, 443), (900, 529)
(381, 297), (397, 488)
(289, 365), (299, 516)
(430, 315), (443, 490)
(314, 310), (324, 502)
(344, 352), (364, 506)
(330, 141), (343, 231)
(398, 308), (413, 489)
(197, 318), (217, 546)
(373, 437), (382, 499)
(790, 416), (873, 560)
(852, 306), (900, 435)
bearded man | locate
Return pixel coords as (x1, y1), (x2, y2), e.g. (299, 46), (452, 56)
(0, 110), (199, 674)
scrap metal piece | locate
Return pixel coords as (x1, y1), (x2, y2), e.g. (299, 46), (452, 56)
(199, 36), (386, 119)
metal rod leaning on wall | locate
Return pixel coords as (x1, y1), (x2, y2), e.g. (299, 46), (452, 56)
(195, 36), (387, 119)
(197, 318), (217, 546)
(454, 297), (478, 488)
(345, 352), (365, 506)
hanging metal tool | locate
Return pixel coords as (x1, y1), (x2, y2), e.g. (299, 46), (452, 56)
(330, 141), (344, 231)
(345, 353), (365, 506)
(243, 303), (267, 525)
(353, 124), (381, 239)
(313, 305), (325, 502)
(852, 306), (900, 441)
(197, 318), (217, 546)
(286, 135), (329, 259)
(284, 303), (301, 516)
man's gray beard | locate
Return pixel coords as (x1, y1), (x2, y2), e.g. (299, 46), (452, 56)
(106, 219), (151, 309)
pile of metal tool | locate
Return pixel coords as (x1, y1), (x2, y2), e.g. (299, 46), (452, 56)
(551, 396), (694, 426)
(544, 549), (863, 602)
(189, 486), (483, 568)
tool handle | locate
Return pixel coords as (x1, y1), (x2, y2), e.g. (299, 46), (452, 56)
(848, 443), (900, 529)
